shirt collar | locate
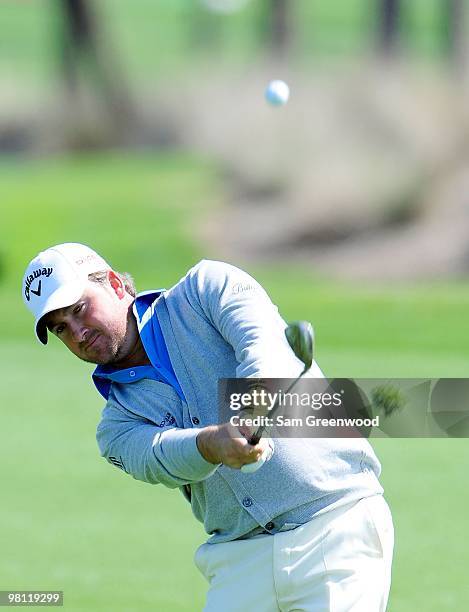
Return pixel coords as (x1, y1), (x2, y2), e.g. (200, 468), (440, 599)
(92, 289), (166, 399)
(132, 290), (165, 332)
(93, 363), (157, 383)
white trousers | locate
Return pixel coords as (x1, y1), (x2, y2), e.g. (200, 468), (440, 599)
(194, 495), (394, 612)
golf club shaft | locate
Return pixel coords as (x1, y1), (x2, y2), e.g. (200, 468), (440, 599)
(249, 367), (307, 444)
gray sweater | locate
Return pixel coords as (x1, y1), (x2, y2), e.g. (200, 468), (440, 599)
(96, 260), (383, 543)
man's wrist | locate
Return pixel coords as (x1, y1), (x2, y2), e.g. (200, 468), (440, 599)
(196, 426), (219, 464)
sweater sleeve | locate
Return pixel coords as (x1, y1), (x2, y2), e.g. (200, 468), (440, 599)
(96, 381), (219, 487)
(185, 259), (323, 379)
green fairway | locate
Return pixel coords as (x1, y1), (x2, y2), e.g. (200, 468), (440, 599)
(1, 155), (469, 611)
(0, 341), (207, 612)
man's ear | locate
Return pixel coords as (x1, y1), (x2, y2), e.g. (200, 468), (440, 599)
(108, 270), (126, 299)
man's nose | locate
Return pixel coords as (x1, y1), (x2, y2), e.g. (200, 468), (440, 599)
(69, 321), (88, 343)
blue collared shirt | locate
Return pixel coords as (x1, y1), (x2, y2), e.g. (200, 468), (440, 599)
(92, 290), (185, 402)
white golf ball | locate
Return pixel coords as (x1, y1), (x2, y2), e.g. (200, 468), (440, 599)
(265, 80), (290, 106)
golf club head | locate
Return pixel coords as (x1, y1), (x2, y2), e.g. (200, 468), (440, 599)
(285, 321), (314, 373)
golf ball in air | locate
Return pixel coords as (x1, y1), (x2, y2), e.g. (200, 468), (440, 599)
(265, 80), (290, 106)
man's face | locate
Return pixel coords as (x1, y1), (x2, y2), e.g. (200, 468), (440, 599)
(44, 275), (135, 365)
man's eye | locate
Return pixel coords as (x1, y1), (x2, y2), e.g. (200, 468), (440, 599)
(73, 303), (83, 314)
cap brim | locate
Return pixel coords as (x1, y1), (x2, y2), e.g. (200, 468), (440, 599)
(35, 280), (86, 345)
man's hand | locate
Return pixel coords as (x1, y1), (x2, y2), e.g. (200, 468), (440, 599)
(196, 423), (268, 469)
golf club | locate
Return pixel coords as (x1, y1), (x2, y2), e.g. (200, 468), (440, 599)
(240, 321), (314, 473)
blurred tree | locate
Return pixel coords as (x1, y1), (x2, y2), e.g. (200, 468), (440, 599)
(58, 0), (135, 143)
(442, 0), (465, 68)
(269, 0), (290, 59)
(188, 2), (224, 53)
(378, 0), (401, 57)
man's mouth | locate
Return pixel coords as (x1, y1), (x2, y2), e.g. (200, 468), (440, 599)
(86, 333), (100, 351)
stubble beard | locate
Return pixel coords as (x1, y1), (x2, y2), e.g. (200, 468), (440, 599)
(79, 333), (122, 365)
(80, 307), (136, 366)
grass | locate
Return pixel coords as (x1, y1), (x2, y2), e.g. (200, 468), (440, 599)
(0, 341), (207, 612)
(1, 154), (469, 611)
(259, 265), (469, 378)
(0, 153), (219, 340)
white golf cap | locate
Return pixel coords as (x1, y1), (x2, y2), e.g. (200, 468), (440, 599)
(22, 243), (111, 345)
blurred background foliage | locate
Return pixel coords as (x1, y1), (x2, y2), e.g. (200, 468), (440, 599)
(1, 2), (469, 611)
(2, 0), (469, 283)
(1, 0), (465, 83)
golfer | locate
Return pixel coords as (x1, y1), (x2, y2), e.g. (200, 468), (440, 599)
(23, 242), (394, 611)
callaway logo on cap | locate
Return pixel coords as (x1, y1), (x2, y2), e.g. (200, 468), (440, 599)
(22, 243), (111, 345)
